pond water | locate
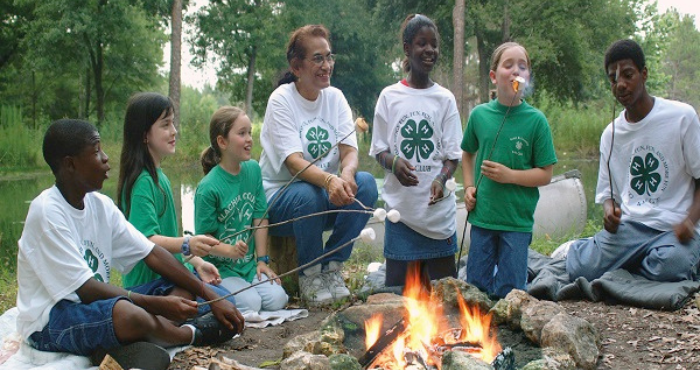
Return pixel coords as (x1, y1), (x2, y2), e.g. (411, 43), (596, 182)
(0, 158), (600, 273)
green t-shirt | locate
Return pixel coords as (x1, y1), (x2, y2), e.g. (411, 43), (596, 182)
(194, 160), (268, 282)
(121, 168), (185, 288)
(461, 99), (557, 232)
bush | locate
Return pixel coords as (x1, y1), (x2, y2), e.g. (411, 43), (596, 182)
(0, 106), (42, 170)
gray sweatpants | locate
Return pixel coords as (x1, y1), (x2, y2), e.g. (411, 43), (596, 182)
(566, 221), (700, 282)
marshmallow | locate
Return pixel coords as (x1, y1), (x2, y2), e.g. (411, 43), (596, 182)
(387, 209), (401, 223)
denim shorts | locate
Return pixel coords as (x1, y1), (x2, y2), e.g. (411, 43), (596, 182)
(29, 277), (235, 355)
(384, 220), (457, 261)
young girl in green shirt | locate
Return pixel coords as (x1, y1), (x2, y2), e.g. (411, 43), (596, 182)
(117, 92), (223, 289)
(195, 106), (287, 313)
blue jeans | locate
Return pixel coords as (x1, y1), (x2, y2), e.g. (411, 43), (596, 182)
(28, 277), (235, 356)
(268, 172), (378, 270)
(567, 220), (700, 282)
(466, 225), (532, 298)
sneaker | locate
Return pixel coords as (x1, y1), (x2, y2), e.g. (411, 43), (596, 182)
(325, 261), (351, 300)
(300, 265), (334, 306)
(551, 239), (581, 260)
(188, 312), (238, 346)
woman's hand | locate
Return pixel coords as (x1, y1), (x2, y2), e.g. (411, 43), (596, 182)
(257, 263), (282, 285)
(189, 235), (219, 257)
(327, 176), (354, 206)
(394, 157), (419, 187)
(195, 261), (222, 285)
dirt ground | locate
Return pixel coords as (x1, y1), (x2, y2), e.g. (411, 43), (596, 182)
(169, 293), (700, 370)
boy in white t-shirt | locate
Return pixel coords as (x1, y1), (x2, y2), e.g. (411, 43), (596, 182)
(16, 119), (244, 365)
(529, 40), (700, 297)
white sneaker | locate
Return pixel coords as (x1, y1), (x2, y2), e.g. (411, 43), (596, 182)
(325, 261), (351, 300)
(551, 239), (581, 260)
(299, 265), (334, 306)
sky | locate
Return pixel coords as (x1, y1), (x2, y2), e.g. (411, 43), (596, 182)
(171, 0), (700, 90)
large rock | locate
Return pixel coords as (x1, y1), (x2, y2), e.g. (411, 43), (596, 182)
(489, 289), (538, 328)
(441, 350), (494, 370)
(540, 313), (601, 370)
(519, 300), (565, 344)
(280, 351), (330, 370)
(328, 354), (362, 370)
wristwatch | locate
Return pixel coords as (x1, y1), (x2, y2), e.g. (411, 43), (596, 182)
(256, 255), (270, 264)
(181, 236), (191, 256)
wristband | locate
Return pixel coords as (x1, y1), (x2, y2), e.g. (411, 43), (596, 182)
(391, 155), (399, 174)
(127, 290), (132, 300)
(432, 179), (444, 190)
(181, 236), (191, 256)
(257, 255), (270, 264)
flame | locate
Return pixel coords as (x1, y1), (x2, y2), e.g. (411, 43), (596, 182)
(365, 313), (383, 349)
(365, 264), (501, 369)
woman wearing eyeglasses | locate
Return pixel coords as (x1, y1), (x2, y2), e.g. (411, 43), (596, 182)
(259, 24), (378, 306)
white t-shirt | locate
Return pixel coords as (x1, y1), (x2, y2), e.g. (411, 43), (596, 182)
(596, 97), (700, 231)
(370, 82), (463, 239)
(259, 83), (358, 200)
(16, 186), (154, 339)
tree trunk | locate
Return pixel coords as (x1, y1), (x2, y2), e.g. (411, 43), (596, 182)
(245, 45), (257, 118)
(94, 42), (105, 125)
(169, 0), (182, 133)
(452, 0), (465, 118)
(502, 3), (511, 42)
(475, 26), (491, 104)
(83, 68), (91, 119)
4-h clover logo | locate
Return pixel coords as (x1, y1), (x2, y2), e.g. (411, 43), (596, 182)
(84, 249), (99, 272)
(630, 153), (661, 196)
(400, 119), (434, 163)
(306, 126), (332, 159)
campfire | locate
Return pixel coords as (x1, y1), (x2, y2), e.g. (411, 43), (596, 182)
(361, 263), (509, 370)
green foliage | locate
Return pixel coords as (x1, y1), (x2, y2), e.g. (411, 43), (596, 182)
(0, 265), (18, 314)
(0, 106), (42, 169)
(3, 0), (166, 125)
(662, 11), (700, 109)
(538, 95), (611, 158)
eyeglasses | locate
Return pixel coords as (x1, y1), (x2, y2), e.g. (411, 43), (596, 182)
(307, 54), (336, 66)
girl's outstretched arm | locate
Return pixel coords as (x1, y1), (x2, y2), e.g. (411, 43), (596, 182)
(253, 218), (281, 284)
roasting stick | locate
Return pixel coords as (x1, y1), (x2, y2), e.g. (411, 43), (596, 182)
(197, 228), (379, 307)
(184, 128), (358, 263)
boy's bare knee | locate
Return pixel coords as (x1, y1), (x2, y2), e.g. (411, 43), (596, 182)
(112, 299), (155, 342)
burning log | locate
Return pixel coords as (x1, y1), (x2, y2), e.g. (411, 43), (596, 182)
(491, 347), (515, 370)
(359, 318), (407, 368)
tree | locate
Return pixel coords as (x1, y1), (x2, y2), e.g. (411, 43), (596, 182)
(170, 0), (183, 130)
(662, 11), (700, 109)
(15, 0), (165, 124)
(453, 0), (465, 117)
(192, 0), (281, 117)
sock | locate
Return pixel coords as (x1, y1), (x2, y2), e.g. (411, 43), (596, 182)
(182, 324), (197, 345)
